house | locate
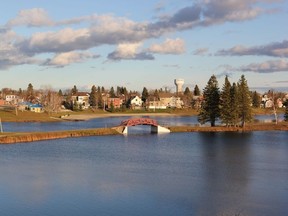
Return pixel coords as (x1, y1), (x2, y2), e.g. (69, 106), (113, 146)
(158, 93), (184, 109)
(71, 92), (90, 109)
(148, 100), (167, 110)
(264, 99), (273, 108)
(30, 104), (43, 113)
(130, 96), (143, 109)
(0, 99), (5, 106)
(277, 98), (283, 108)
(5, 95), (22, 105)
(18, 102), (33, 111)
(107, 97), (123, 109)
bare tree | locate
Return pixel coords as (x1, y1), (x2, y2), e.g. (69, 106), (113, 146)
(40, 87), (62, 115)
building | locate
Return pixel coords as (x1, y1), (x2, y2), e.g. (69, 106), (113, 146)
(71, 92), (90, 109)
(174, 78), (184, 95)
(130, 96), (143, 109)
(107, 97), (123, 109)
(30, 104), (43, 113)
(5, 95), (22, 105)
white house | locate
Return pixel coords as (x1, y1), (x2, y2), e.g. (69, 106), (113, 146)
(130, 96), (143, 109)
(71, 92), (90, 109)
(5, 95), (23, 105)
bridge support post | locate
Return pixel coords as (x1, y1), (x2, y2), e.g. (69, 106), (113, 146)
(151, 125), (170, 133)
(122, 126), (128, 134)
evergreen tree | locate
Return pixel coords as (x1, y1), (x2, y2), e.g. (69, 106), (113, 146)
(184, 87), (191, 96)
(97, 91), (103, 108)
(198, 75), (220, 126)
(284, 100), (288, 121)
(153, 89), (160, 100)
(89, 85), (97, 107)
(230, 83), (240, 126)
(220, 76), (232, 126)
(71, 85), (78, 95)
(193, 85), (200, 96)
(252, 91), (261, 108)
(237, 75), (252, 127)
(101, 86), (105, 93)
(26, 83), (35, 102)
(109, 87), (115, 98)
(142, 87), (149, 103)
(58, 89), (63, 97)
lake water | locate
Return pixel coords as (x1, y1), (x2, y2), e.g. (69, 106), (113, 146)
(0, 116), (287, 216)
(1, 114), (284, 133)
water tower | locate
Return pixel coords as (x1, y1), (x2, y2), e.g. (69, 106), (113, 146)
(174, 78), (184, 94)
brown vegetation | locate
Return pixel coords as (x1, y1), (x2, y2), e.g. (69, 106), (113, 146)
(0, 128), (119, 144)
(168, 122), (288, 132)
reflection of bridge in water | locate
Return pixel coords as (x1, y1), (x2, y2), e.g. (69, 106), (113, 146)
(114, 118), (170, 134)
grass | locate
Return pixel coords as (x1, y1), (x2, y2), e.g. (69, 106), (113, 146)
(0, 128), (119, 144)
(0, 107), (285, 122)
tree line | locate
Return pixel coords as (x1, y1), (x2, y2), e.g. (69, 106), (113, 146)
(1, 76), (288, 123)
(199, 75), (256, 127)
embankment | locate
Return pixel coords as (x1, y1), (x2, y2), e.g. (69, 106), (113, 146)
(0, 128), (119, 144)
(1, 123), (287, 144)
(168, 123), (288, 132)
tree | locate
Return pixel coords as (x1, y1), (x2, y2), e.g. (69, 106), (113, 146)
(184, 87), (191, 96)
(58, 89), (63, 97)
(284, 100), (288, 121)
(183, 87), (192, 108)
(220, 76), (232, 126)
(141, 87), (149, 103)
(252, 91), (261, 108)
(89, 85), (97, 107)
(109, 87), (115, 98)
(198, 75), (220, 126)
(193, 85), (200, 96)
(26, 83), (35, 102)
(237, 75), (252, 127)
(230, 82), (240, 126)
(153, 89), (160, 100)
(40, 88), (62, 114)
(71, 85), (78, 95)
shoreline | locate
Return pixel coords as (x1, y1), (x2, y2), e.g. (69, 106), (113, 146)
(60, 112), (178, 121)
(0, 122), (287, 144)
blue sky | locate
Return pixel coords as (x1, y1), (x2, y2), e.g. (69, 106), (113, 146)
(1, 0), (288, 93)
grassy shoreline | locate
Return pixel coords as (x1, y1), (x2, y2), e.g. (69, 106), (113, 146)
(0, 108), (284, 122)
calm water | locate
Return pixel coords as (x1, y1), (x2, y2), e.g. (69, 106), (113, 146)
(2, 114), (284, 133)
(0, 130), (288, 216)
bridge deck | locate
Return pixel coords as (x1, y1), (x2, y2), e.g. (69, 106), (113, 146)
(120, 118), (158, 127)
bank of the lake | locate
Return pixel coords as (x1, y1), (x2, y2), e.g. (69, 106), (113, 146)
(1, 122), (287, 144)
(0, 128), (119, 144)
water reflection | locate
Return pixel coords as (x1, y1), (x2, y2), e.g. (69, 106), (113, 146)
(0, 132), (288, 216)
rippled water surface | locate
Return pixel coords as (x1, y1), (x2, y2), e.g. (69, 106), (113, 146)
(0, 130), (287, 216)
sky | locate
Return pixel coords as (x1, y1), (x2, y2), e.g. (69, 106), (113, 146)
(1, 0), (288, 93)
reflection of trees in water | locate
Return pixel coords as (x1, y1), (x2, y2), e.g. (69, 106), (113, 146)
(197, 132), (252, 216)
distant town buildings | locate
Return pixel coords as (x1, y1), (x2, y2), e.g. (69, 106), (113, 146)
(0, 79), (287, 113)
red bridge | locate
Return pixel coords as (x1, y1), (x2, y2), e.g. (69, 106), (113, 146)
(120, 118), (158, 127)
(116, 118), (170, 134)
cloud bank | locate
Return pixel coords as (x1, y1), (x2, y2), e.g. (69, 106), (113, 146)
(0, 0), (282, 69)
(217, 40), (288, 57)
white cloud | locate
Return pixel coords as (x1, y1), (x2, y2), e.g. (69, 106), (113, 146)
(239, 59), (288, 73)
(217, 40), (288, 57)
(148, 38), (185, 54)
(107, 43), (154, 61)
(6, 8), (53, 27)
(43, 51), (99, 67)
(0, 0), (282, 69)
(193, 48), (209, 55)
